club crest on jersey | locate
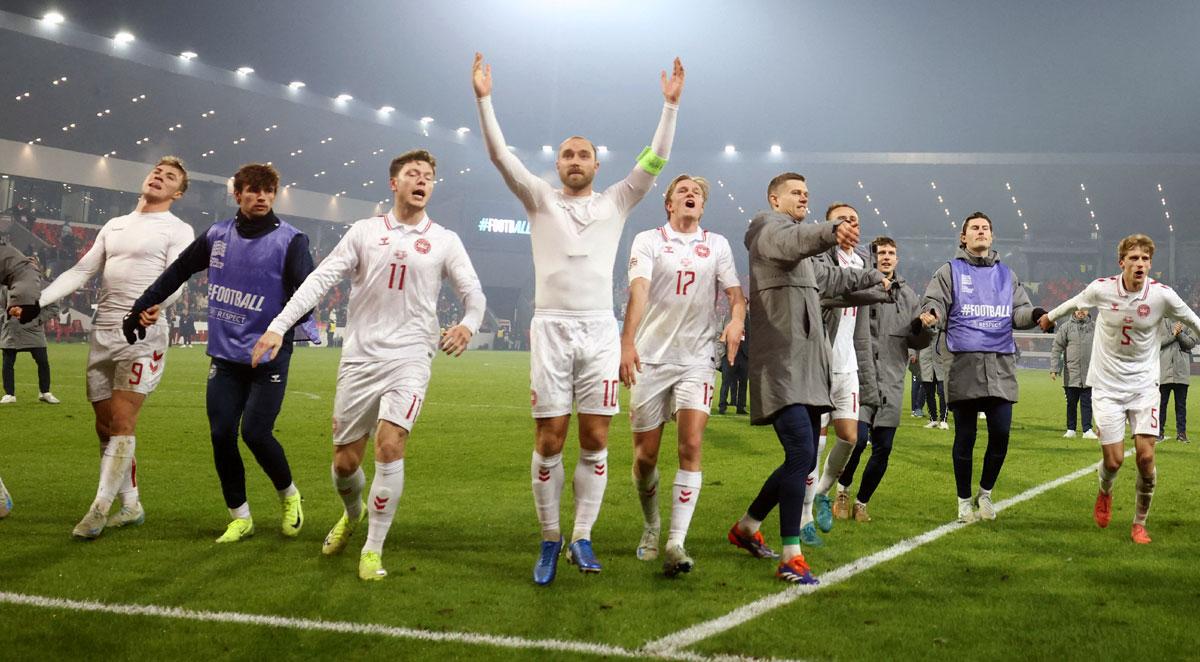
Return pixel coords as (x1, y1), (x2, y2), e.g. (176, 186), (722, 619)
(378, 236), (390, 246)
(694, 244), (710, 258)
(415, 238), (431, 254)
(1137, 304), (1151, 318)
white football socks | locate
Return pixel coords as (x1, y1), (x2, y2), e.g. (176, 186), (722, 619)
(668, 470), (702, 547)
(1133, 468), (1156, 525)
(333, 464), (366, 520)
(815, 436), (855, 496)
(363, 459), (404, 555)
(95, 435), (135, 513)
(633, 466), (660, 529)
(571, 448), (608, 543)
(229, 502), (251, 520)
(531, 451), (565, 541)
(117, 458), (139, 508)
(1098, 463), (1119, 494)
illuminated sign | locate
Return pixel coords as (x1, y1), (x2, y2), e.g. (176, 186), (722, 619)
(477, 217), (530, 235)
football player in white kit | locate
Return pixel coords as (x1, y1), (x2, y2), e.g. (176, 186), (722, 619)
(252, 149), (485, 580)
(38, 157), (194, 539)
(620, 174), (744, 577)
(473, 53), (683, 584)
(1039, 234), (1200, 544)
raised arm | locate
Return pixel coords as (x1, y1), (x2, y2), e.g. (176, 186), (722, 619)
(608, 58), (684, 211)
(473, 53), (551, 211)
(1010, 278), (1045, 330)
(39, 223), (109, 307)
(751, 213), (844, 263)
(814, 260), (885, 301)
(439, 234), (487, 357)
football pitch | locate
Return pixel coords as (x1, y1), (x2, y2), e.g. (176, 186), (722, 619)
(1, 344), (1196, 661)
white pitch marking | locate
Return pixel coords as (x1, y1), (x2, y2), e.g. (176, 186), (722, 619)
(0, 591), (794, 662)
(642, 454), (1123, 655)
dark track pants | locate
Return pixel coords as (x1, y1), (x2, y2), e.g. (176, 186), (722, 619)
(950, 397), (1013, 499)
(2, 347), (50, 394)
(747, 404), (822, 539)
(839, 422), (897, 504)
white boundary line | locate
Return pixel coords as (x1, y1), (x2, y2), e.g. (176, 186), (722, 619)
(0, 591), (794, 662)
(641, 455), (1119, 655)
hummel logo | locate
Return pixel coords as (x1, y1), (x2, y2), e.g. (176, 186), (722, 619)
(152, 351), (164, 361)
(149, 362), (160, 374)
(805, 476), (814, 486)
(594, 463), (607, 476)
(379, 236), (390, 245)
(537, 468), (551, 482)
(679, 490), (694, 503)
(646, 486), (657, 498)
(373, 496), (389, 510)
(270, 374), (281, 383)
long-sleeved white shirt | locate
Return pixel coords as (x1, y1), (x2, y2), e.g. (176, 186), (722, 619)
(628, 225), (738, 366)
(477, 95), (676, 313)
(39, 210), (193, 328)
(268, 212), (485, 363)
(831, 246), (864, 374)
(1048, 275), (1200, 393)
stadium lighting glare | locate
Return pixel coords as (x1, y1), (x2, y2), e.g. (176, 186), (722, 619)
(597, 145), (608, 155)
(179, 51), (198, 60)
(456, 127), (471, 135)
(236, 66), (254, 75)
(378, 105), (395, 113)
(43, 11), (65, 24)
(770, 144), (781, 154)
(113, 31), (135, 44)
(419, 116), (435, 124)
(724, 144), (736, 154)
(288, 81), (306, 89)
(542, 145), (552, 153)
(335, 93), (354, 102)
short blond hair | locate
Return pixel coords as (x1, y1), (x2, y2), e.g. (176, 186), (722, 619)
(663, 174), (709, 217)
(156, 156), (189, 194)
(1118, 233), (1155, 260)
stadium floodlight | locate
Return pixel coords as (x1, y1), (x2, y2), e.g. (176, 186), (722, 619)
(236, 66), (254, 75)
(379, 105), (395, 114)
(288, 81), (306, 90)
(724, 144), (736, 154)
(180, 51), (198, 61)
(335, 94), (353, 102)
(43, 11), (65, 24)
(770, 144), (781, 154)
(113, 31), (135, 44)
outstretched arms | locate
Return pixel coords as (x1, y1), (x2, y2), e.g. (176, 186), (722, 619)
(473, 53), (550, 211)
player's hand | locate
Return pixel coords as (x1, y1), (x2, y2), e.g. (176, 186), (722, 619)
(1173, 322), (1184, 336)
(251, 331), (284, 367)
(472, 52), (492, 98)
(140, 305), (161, 327)
(880, 276), (892, 291)
(721, 318), (744, 367)
(620, 342), (642, 387)
(919, 311), (938, 328)
(909, 354), (918, 365)
(10, 302), (40, 324)
(1037, 313), (1054, 333)
(121, 312), (147, 345)
(440, 325), (472, 357)
(1050, 372), (1058, 381)
(835, 220), (859, 249)
(661, 57), (685, 104)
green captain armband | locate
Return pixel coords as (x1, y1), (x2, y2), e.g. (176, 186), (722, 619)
(636, 146), (668, 176)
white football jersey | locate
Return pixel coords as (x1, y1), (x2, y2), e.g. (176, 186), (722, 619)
(39, 211), (194, 328)
(831, 247), (863, 374)
(268, 212), (485, 363)
(477, 96), (677, 313)
(1048, 275), (1200, 393)
(627, 225), (739, 366)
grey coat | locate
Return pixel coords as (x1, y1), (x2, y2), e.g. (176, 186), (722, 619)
(918, 331), (947, 382)
(819, 247), (893, 410)
(860, 276), (933, 428)
(0, 285), (55, 350)
(745, 211), (885, 425)
(0, 245), (39, 307)
(1159, 318), (1195, 385)
(1051, 316), (1095, 388)
(922, 247), (1041, 404)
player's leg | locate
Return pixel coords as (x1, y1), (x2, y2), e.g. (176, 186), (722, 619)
(357, 359), (428, 580)
(1081, 387), (1096, 438)
(1065, 387), (1079, 436)
(566, 412), (611, 572)
(950, 400), (980, 522)
(528, 316), (574, 583)
(1, 348), (16, 401)
(1158, 385), (1170, 441)
(75, 388), (146, 538)
(734, 365), (748, 414)
(814, 407), (859, 533)
(1092, 390), (1127, 528)
(323, 437), (368, 556)
(241, 345), (301, 537)
(798, 421), (826, 545)
(975, 399), (1013, 520)
(855, 425), (897, 521)
(629, 366), (672, 561)
(206, 359), (255, 542)
(662, 371), (711, 576)
(1173, 385), (1187, 442)
(835, 420), (870, 520)
(772, 404), (820, 584)
(31, 346), (55, 402)
(936, 379), (948, 426)
(1130, 433), (1156, 543)
(326, 361), (382, 552)
(0, 474), (10, 518)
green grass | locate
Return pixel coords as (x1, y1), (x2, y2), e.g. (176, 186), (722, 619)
(0, 344), (1195, 660)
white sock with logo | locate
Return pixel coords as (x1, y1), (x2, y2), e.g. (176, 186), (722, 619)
(531, 451), (565, 541)
(571, 449), (608, 543)
(668, 470), (702, 547)
(333, 464), (366, 520)
(633, 466), (661, 530)
(363, 459), (404, 554)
